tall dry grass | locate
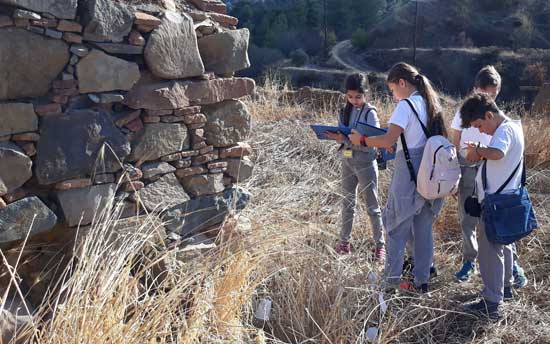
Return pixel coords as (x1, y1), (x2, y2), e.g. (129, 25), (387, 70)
(3, 75), (549, 343)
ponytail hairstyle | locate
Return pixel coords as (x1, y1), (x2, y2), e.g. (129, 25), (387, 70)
(387, 62), (447, 137)
(341, 73), (369, 126)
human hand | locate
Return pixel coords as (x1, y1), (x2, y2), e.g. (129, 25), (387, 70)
(349, 129), (363, 146)
(464, 142), (482, 163)
(324, 131), (345, 141)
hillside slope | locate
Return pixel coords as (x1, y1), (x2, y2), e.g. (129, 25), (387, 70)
(368, 0), (550, 49)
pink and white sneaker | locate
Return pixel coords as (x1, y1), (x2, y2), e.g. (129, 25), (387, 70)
(374, 246), (386, 262)
(336, 241), (352, 254)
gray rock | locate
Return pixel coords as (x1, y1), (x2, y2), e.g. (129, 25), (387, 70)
(123, 77), (256, 110)
(89, 93), (124, 104)
(137, 173), (190, 211)
(0, 0), (77, 19)
(13, 9), (40, 19)
(163, 186), (250, 237)
(180, 173), (224, 197)
(0, 103), (38, 136)
(69, 55), (79, 65)
(56, 183), (116, 227)
(93, 42), (144, 55)
(70, 44), (89, 57)
(225, 157), (254, 183)
(44, 28), (62, 39)
(36, 109), (130, 185)
(203, 99), (251, 147)
(28, 26), (44, 34)
(129, 123), (189, 162)
(77, 49), (140, 93)
(0, 28), (69, 100)
(198, 29), (250, 75)
(0, 196), (57, 243)
(80, 0), (134, 42)
(141, 161), (176, 180)
(144, 11), (204, 79)
(0, 142), (32, 196)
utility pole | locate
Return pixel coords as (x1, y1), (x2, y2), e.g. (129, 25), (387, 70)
(412, 0), (418, 64)
(324, 0), (328, 58)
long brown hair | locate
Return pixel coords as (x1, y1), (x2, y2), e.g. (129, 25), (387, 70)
(387, 62), (447, 137)
(341, 73), (369, 126)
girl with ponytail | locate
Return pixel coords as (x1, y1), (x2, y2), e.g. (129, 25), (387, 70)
(349, 62), (446, 293)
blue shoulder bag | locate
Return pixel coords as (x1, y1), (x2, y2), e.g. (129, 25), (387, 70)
(481, 159), (539, 245)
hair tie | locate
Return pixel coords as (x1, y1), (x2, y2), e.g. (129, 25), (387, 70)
(414, 74), (424, 86)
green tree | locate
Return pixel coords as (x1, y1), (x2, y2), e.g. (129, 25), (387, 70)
(290, 49), (310, 66)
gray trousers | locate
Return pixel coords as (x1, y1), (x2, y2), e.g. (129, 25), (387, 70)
(340, 158), (384, 247)
(478, 220), (514, 303)
(385, 203), (433, 286)
(458, 161), (480, 262)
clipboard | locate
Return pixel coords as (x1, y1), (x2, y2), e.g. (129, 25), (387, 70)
(310, 125), (351, 140)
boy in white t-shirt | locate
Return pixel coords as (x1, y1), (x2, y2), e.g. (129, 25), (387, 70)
(459, 93), (525, 319)
(451, 66), (527, 289)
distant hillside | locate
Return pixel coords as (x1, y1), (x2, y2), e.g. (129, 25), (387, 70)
(367, 0), (550, 49)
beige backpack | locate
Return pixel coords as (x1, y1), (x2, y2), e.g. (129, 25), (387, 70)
(402, 99), (461, 200)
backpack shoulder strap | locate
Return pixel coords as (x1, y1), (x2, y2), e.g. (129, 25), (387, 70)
(401, 133), (417, 184)
(403, 98), (430, 138)
(482, 158), (524, 194)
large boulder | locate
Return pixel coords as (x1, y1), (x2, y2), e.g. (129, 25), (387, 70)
(56, 183), (116, 227)
(36, 109), (130, 185)
(0, 197), (57, 243)
(0, 0), (77, 19)
(144, 11), (205, 79)
(0, 103), (37, 137)
(0, 142), (32, 196)
(0, 28), (69, 100)
(137, 173), (190, 211)
(203, 100), (251, 147)
(123, 77), (255, 110)
(225, 157), (254, 183)
(76, 49), (140, 93)
(80, 0), (134, 42)
(163, 186), (250, 237)
(179, 173), (224, 197)
(198, 29), (250, 75)
(129, 123), (189, 162)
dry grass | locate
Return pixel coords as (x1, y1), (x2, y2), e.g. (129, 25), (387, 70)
(3, 76), (549, 343)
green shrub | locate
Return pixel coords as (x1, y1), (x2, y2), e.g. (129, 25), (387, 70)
(351, 28), (369, 50)
(289, 49), (309, 66)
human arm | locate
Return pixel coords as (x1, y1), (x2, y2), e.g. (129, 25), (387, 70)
(464, 142), (504, 161)
(349, 124), (403, 148)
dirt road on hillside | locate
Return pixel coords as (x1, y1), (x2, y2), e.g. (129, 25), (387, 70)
(330, 40), (379, 73)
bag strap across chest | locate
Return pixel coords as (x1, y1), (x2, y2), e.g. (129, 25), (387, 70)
(482, 158), (526, 194)
(400, 99), (430, 184)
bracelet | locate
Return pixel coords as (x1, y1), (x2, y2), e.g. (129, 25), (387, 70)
(360, 135), (367, 147)
(475, 144), (483, 158)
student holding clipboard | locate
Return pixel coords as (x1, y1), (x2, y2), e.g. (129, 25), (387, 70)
(323, 73), (386, 260)
(349, 63), (446, 293)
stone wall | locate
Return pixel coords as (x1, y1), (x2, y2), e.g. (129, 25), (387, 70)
(0, 0), (255, 244)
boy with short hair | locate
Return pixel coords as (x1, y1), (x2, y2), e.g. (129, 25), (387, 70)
(451, 66), (527, 289)
(459, 93), (525, 319)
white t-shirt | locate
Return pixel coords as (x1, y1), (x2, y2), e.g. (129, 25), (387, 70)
(389, 91), (428, 152)
(451, 110), (492, 158)
(475, 117), (524, 201)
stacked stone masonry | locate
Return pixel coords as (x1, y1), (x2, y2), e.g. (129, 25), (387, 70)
(0, 0), (254, 242)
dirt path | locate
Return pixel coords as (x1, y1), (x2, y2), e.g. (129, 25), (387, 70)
(330, 40), (379, 73)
